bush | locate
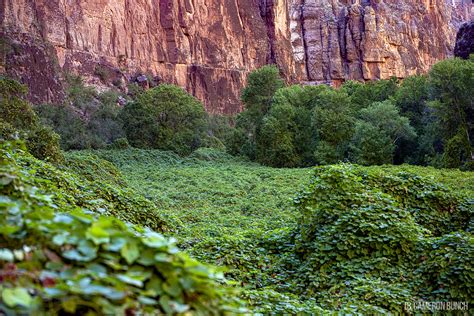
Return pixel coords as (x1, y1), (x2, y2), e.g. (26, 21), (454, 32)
(36, 103), (92, 150)
(109, 137), (130, 150)
(0, 141), (244, 315)
(120, 84), (206, 155)
(36, 91), (124, 150)
(26, 125), (63, 163)
(0, 77), (63, 162)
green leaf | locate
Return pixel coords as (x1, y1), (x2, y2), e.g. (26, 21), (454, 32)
(2, 288), (32, 308)
(138, 296), (158, 305)
(117, 274), (144, 287)
(142, 232), (169, 249)
(86, 224), (110, 244)
(121, 240), (140, 264)
(0, 249), (14, 262)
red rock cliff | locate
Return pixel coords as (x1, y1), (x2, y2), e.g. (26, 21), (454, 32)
(1, 0), (472, 113)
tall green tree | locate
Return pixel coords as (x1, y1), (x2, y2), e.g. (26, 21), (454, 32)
(312, 87), (355, 164)
(342, 77), (399, 109)
(231, 65), (285, 158)
(119, 84), (206, 155)
(393, 75), (433, 164)
(428, 57), (474, 168)
(350, 101), (416, 165)
(257, 103), (299, 167)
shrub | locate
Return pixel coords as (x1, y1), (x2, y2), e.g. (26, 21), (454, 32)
(0, 77), (63, 162)
(36, 103), (92, 150)
(119, 84), (207, 155)
(26, 125), (63, 163)
(109, 137), (130, 150)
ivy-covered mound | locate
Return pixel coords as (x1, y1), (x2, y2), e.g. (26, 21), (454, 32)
(0, 141), (244, 314)
(3, 142), (167, 232)
(278, 164), (473, 313)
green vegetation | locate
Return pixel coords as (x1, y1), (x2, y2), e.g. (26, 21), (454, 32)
(36, 76), (125, 150)
(1, 57), (472, 314)
(84, 148), (473, 314)
(428, 57), (474, 168)
(0, 77), (63, 162)
(0, 142), (243, 315)
(120, 84), (206, 155)
(234, 58), (473, 169)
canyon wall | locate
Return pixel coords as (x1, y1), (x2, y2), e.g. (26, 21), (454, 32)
(1, 0), (472, 113)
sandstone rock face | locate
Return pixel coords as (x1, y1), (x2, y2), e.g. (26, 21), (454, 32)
(455, 21), (474, 59)
(1, 0), (472, 113)
(297, 0), (473, 85)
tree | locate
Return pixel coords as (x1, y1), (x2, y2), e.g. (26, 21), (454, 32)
(312, 87), (355, 164)
(350, 122), (395, 165)
(87, 91), (125, 146)
(428, 57), (474, 168)
(65, 73), (98, 117)
(36, 103), (93, 150)
(241, 65), (285, 116)
(232, 65), (285, 158)
(119, 84), (206, 155)
(393, 75), (432, 164)
(350, 101), (416, 165)
(257, 103), (299, 167)
(342, 77), (399, 109)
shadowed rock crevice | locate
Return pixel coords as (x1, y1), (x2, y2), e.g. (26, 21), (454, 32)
(454, 21), (474, 59)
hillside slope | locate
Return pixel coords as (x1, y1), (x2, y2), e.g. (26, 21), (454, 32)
(91, 147), (474, 313)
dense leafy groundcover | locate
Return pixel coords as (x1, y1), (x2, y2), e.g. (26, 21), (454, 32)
(283, 164), (473, 313)
(97, 148), (473, 314)
(0, 142), (245, 314)
(1, 144), (473, 314)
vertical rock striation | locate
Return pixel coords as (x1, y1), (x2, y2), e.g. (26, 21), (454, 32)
(0, 0), (472, 113)
(296, 0), (473, 85)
